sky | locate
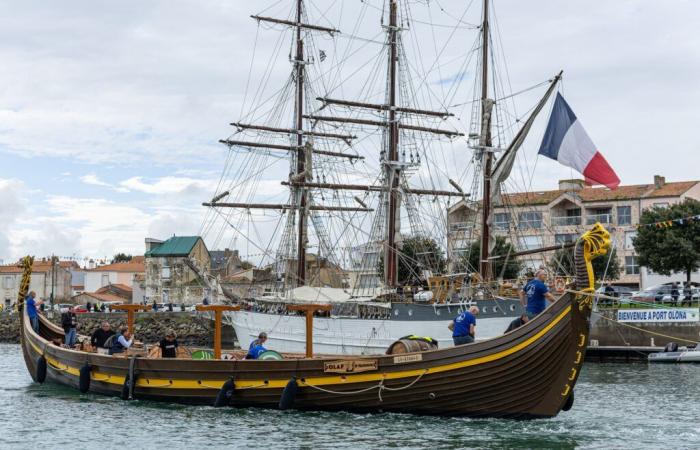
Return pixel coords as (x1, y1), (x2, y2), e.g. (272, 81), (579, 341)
(0, 0), (698, 265)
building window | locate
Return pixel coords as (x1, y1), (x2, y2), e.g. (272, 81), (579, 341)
(617, 206), (632, 225)
(3, 276), (13, 289)
(518, 212), (543, 230)
(101, 273), (109, 287)
(162, 266), (171, 280)
(587, 208), (612, 225)
(518, 235), (543, 251)
(494, 213), (511, 230)
(625, 231), (637, 250)
(625, 256), (639, 275)
(555, 234), (577, 245)
(654, 202), (669, 208)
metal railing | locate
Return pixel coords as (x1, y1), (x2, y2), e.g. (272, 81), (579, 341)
(586, 213), (612, 225)
(551, 215), (581, 226)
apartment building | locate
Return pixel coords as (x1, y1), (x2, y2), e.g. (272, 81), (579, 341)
(447, 176), (700, 287)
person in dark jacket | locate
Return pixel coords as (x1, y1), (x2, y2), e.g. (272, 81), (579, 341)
(108, 327), (133, 355)
(671, 283), (680, 305)
(505, 314), (529, 333)
(61, 306), (78, 347)
(159, 330), (179, 358)
(91, 321), (115, 350)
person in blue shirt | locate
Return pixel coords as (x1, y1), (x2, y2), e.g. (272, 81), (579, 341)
(25, 291), (43, 333)
(520, 269), (555, 319)
(448, 306), (479, 346)
(246, 332), (268, 359)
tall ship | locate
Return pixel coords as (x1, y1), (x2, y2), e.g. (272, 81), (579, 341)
(202, 0), (568, 354)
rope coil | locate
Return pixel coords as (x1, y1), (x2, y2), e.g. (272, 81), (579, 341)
(302, 369), (428, 402)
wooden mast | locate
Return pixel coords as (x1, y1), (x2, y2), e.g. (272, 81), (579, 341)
(286, 303), (331, 358)
(112, 304), (151, 336)
(385, 0), (400, 288)
(196, 304), (240, 359)
(478, 0), (493, 280)
(294, 0), (308, 287)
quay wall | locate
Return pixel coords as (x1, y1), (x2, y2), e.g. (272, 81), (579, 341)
(590, 310), (700, 347)
(0, 311), (237, 347)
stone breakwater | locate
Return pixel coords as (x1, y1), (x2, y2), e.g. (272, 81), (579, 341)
(0, 311), (237, 347)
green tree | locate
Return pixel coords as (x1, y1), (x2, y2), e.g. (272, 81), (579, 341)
(111, 253), (132, 263)
(460, 236), (523, 280)
(379, 236), (446, 284)
(634, 199), (700, 283)
(548, 246), (621, 282)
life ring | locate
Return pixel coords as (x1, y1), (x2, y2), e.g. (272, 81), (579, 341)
(554, 277), (566, 293)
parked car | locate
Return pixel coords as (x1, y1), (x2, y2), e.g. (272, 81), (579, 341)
(55, 303), (73, 313)
(596, 286), (634, 298)
(595, 285), (635, 305)
(631, 283), (700, 304)
(74, 306), (89, 314)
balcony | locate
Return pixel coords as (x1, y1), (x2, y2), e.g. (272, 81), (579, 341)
(551, 215), (581, 226)
(449, 222), (475, 232)
(586, 213), (612, 225)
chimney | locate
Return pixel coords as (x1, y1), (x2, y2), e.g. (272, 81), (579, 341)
(558, 179), (585, 191)
(654, 175), (666, 189)
(145, 237), (164, 252)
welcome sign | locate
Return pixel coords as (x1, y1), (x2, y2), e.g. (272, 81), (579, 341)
(617, 308), (699, 323)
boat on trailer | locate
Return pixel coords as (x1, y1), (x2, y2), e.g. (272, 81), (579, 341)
(19, 225), (609, 418)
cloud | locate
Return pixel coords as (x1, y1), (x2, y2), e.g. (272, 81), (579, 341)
(80, 173), (112, 187)
(0, 179), (26, 262)
(1, 0), (699, 264)
(119, 176), (214, 195)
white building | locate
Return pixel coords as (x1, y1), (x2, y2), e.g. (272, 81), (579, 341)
(84, 256), (145, 292)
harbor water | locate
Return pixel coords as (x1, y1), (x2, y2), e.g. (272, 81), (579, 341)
(1, 343), (698, 449)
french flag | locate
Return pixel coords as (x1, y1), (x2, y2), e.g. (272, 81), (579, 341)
(539, 93), (620, 189)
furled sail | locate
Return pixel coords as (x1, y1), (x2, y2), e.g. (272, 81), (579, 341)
(487, 71), (562, 251)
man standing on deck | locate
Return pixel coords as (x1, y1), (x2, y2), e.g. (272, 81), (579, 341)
(448, 306), (479, 345)
(520, 269), (555, 320)
(25, 291), (43, 332)
(61, 306), (78, 347)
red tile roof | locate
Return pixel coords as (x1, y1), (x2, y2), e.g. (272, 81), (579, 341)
(87, 261), (145, 273)
(501, 181), (698, 207)
(0, 260), (77, 273)
(73, 292), (127, 303)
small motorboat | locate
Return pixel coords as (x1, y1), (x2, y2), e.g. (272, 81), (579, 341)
(648, 343), (700, 363)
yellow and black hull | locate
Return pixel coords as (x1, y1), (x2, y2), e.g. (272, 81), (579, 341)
(20, 225), (611, 418)
(20, 291), (591, 418)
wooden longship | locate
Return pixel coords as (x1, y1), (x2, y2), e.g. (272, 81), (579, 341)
(19, 225), (610, 419)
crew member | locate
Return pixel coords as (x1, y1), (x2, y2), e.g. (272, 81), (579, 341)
(91, 321), (115, 351)
(25, 291), (43, 332)
(109, 327), (134, 355)
(246, 332), (268, 359)
(505, 313), (529, 333)
(159, 330), (179, 358)
(520, 269), (555, 319)
(448, 306), (479, 345)
(61, 306), (78, 347)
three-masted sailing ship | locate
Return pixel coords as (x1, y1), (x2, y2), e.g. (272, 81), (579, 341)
(202, 0), (566, 354)
(18, 0), (616, 418)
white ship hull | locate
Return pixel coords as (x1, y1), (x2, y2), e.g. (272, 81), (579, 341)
(227, 309), (518, 355)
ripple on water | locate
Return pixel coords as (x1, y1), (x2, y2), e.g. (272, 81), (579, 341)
(1, 344), (700, 449)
